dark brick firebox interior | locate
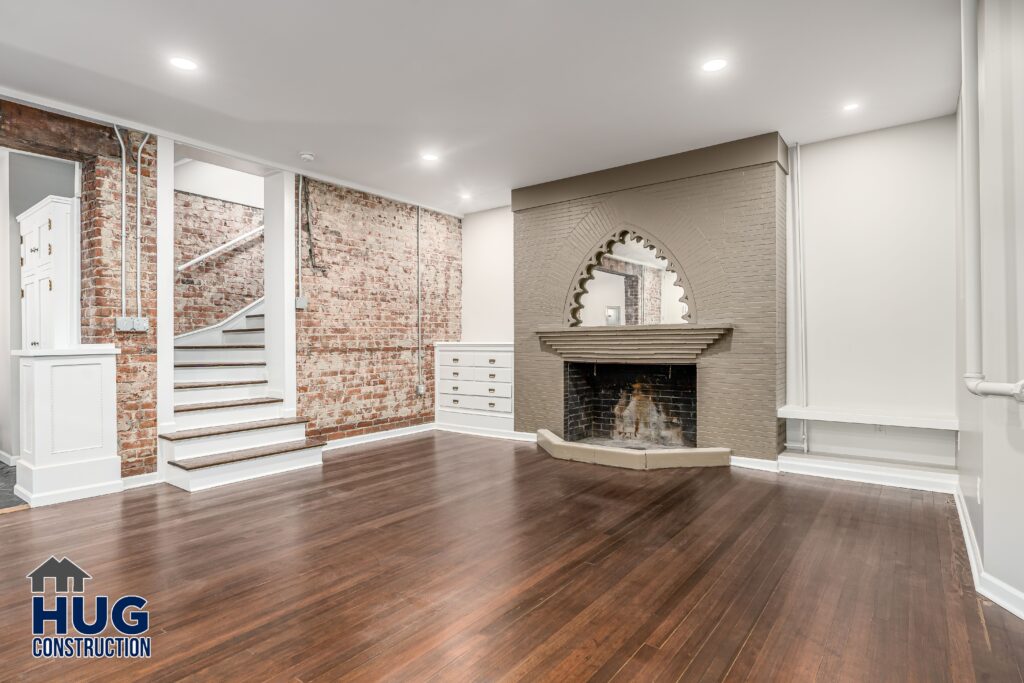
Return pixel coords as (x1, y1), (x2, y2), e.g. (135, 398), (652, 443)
(563, 363), (696, 449)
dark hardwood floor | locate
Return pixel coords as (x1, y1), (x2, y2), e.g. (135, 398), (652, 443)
(1, 431), (1021, 681)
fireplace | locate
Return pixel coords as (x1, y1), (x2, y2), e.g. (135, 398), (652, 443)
(564, 363), (696, 450)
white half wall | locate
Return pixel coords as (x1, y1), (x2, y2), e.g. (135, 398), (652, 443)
(461, 206), (513, 342)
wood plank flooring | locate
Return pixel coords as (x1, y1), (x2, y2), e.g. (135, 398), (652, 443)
(0, 431), (1021, 681)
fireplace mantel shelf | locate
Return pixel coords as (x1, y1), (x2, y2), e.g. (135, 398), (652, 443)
(535, 323), (733, 365)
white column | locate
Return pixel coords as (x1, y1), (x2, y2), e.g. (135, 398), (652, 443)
(263, 172), (297, 415)
(156, 136), (176, 435)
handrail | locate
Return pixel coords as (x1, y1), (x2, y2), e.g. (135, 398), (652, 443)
(177, 226), (263, 273)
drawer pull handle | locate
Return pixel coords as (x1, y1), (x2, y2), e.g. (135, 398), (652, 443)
(452, 399), (459, 405)
(452, 386), (459, 391)
(488, 402), (496, 408)
(488, 388), (495, 393)
(488, 358), (496, 364)
(452, 371), (459, 377)
(488, 373), (496, 379)
(452, 357), (460, 363)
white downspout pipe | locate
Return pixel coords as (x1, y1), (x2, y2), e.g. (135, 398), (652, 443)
(113, 125), (128, 319)
(960, 0), (1024, 402)
(135, 133), (151, 317)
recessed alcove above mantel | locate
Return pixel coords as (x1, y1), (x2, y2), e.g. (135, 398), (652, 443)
(535, 323), (732, 364)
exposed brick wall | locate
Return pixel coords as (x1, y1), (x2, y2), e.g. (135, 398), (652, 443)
(295, 180), (461, 442)
(79, 139), (158, 477)
(3, 100), (159, 476)
(174, 192), (263, 335)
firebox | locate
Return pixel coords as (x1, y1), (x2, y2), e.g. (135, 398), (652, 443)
(563, 363), (696, 449)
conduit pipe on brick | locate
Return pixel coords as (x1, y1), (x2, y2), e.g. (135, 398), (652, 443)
(960, 0), (1024, 402)
(135, 133), (151, 317)
(113, 125), (128, 318)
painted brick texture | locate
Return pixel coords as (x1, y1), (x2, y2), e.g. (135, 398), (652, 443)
(174, 192), (263, 335)
(295, 181), (461, 442)
(514, 162), (787, 460)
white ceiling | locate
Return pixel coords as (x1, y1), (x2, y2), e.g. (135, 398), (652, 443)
(0, 0), (960, 216)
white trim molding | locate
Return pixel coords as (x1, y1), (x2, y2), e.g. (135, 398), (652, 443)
(777, 453), (958, 493)
(324, 423), (436, 451)
(730, 455), (780, 473)
(778, 405), (959, 431)
(122, 471), (164, 490)
(0, 449), (17, 467)
(954, 488), (1024, 621)
(435, 425), (537, 442)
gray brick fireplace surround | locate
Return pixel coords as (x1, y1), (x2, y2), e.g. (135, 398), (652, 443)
(512, 133), (789, 460)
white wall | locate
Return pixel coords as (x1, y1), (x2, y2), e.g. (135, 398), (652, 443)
(785, 116), (960, 469)
(957, 0), (1024, 615)
(174, 159), (264, 208)
(579, 270), (626, 327)
(0, 151), (76, 462)
(461, 206), (514, 342)
(795, 116), (958, 419)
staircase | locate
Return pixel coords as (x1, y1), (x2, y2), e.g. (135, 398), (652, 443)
(159, 303), (325, 492)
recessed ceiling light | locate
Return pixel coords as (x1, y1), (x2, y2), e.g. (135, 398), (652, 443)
(842, 102), (861, 112)
(459, 192), (472, 200)
(169, 57), (198, 71)
(299, 152), (316, 162)
(421, 152), (440, 162)
(701, 58), (728, 72)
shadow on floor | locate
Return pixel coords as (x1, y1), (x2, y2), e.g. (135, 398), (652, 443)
(0, 463), (26, 511)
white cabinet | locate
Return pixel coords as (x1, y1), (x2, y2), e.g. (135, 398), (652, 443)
(13, 347), (123, 506)
(17, 195), (76, 349)
(435, 342), (515, 436)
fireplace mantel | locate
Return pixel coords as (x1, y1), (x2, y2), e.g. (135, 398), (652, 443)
(535, 323), (732, 364)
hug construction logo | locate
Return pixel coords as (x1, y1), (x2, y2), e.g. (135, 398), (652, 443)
(27, 556), (151, 659)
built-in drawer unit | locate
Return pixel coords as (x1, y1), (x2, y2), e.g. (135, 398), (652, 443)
(435, 342), (514, 435)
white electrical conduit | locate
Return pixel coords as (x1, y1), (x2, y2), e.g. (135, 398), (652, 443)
(135, 133), (150, 316)
(789, 143), (810, 452)
(113, 125), (128, 318)
(960, 0), (1024, 403)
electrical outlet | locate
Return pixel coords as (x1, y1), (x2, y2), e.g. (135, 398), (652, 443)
(416, 383), (427, 396)
(115, 317), (134, 332)
(133, 317), (149, 332)
(295, 295), (309, 310)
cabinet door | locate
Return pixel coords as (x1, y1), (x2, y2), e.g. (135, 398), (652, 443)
(21, 222), (40, 271)
(39, 214), (54, 270)
(22, 277), (39, 349)
(39, 272), (54, 348)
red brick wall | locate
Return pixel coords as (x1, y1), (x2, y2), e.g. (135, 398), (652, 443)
(79, 140), (158, 477)
(2, 100), (159, 476)
(296, 180), (461, 442)
(174, 192), (263, 335)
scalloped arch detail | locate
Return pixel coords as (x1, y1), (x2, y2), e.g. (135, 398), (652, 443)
(564, 227), (697, 327)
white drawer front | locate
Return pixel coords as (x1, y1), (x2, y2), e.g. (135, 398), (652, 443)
(477, 396), (512, 413)
(439, 394), (512, 413)
(440, 380), (511, 398)
(440, 366), (471, 381)
(439, 351), (472, 367)
(476, 383), (511, 398)
(473, 367), (511, 383)
(440, 379), (481, 395)
(473, 352), (512, 368)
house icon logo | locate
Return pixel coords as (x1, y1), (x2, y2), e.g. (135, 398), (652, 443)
(27, 556), (92, 594)
(26, 556), (152, 659)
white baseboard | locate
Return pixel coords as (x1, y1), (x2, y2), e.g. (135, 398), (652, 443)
(14, 480), (124, 507)
(435, 424), (537, 442)
(324, 423), (436, 451)
(0, 449), (17, 466)
(954, 487), (1024, 621)
(776, 453), (958, 493)
(123, 471), (164, 490)
(730, 455), (780, 472)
